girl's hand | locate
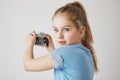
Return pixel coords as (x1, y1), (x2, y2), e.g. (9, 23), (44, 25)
(45, 34), (55, 52)
(25, 31), (36, 47)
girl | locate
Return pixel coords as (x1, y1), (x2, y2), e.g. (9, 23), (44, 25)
(24, 1), (99, 80)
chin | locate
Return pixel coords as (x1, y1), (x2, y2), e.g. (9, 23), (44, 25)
(57, 44), (66, 47)
(57, 42), (73, 47)
(58, 43), (70, 47)
(58, 44), (65, 47)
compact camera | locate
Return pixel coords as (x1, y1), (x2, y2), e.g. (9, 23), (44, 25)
(35, 32), (49, 47)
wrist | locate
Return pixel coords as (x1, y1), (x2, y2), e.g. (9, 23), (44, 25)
(46, 47), (55, 53)
(26, 44), (34, 48)
(49, 49), (55, 53)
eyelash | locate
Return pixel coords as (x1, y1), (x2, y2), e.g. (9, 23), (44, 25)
(63, 28), (69, 32)
(53, 28), (70, 33)
(53, 28), (58, 32)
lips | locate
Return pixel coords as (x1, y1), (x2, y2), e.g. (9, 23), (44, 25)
(58, 41), (66, 45)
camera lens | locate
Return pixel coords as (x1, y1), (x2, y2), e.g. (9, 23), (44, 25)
(43, 37), (48, 46)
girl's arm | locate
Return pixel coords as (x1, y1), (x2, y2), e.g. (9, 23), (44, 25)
(24, 52), (54, 72)
(23, 31), (55, 72)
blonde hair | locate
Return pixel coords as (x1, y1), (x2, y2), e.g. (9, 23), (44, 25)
(52, 1), (99, 72)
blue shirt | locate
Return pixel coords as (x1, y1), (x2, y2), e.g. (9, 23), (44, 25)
(50, 44), (94, 80)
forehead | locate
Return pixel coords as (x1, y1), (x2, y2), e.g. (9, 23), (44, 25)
(53, 14), (75, 29)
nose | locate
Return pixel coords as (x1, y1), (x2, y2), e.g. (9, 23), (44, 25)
(57, 32), (63, 39)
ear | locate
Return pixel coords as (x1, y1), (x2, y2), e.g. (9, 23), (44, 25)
(79, 26), (86, 39)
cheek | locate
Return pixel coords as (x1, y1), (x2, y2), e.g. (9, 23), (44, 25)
(65, 33), (78, 42)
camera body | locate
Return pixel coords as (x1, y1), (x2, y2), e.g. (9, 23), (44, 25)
(35, 32), (48, 47)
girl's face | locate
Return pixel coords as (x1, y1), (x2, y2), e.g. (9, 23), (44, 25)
(53, 14), (82, 47)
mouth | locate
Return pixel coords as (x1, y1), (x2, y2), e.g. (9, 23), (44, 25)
(58, 41), (66, 45)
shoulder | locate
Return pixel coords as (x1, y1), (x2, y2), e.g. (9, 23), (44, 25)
(56, 44), (89, 52)
(55, 44), (90, 57)
(55, 44), (77, 54)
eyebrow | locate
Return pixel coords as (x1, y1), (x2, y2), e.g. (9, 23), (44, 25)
(53, 25), (71, 29)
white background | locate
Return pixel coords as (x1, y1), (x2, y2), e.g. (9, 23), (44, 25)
(0, 0), (120, 80)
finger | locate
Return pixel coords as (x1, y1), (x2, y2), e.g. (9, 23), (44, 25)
(32, 31), (36, 36)
(30, 31), (36, 37)
(46, 34), (52, 40)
